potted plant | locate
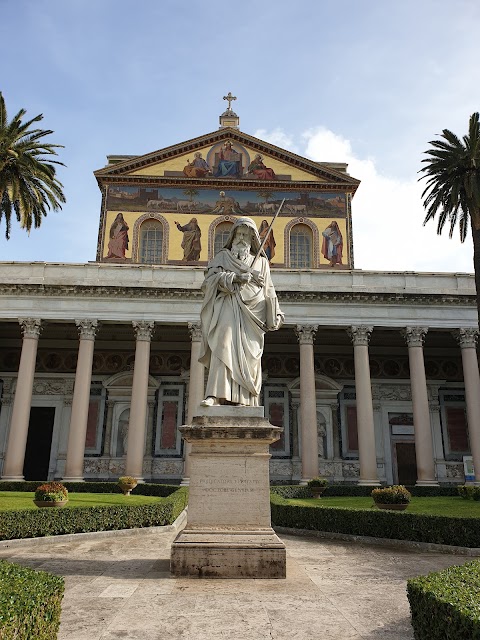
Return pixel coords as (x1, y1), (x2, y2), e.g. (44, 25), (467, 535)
(307, 477), (328, 498)
(118, 476), (138, 496)
(34, 482), (69, 508)
(371, 485), (411, 510)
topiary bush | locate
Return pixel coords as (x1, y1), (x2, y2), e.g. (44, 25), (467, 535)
(457, 485), (480, 501)
(0, 481), (181, 496)
(371, 485), (411, 504)
(407, 560), (480, 639)
(0, 560), (64, 640)
(0, 487), (188, 541)
(270, 492), (480, 547)
(34, 482), (69, 503)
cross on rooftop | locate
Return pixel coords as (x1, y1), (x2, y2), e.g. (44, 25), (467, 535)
(223, 92), (237, 111)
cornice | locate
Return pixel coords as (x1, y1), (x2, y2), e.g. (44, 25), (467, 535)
(94, 127), (360, 189)
(0, 283), (475, 306)
(96, 174), (355, 193)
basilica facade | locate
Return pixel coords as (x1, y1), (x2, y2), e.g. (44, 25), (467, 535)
(0, 103), (479, 486)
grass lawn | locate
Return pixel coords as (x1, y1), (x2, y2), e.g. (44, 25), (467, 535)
(286, 496), (480, 517)
(0, 492), (163, 511)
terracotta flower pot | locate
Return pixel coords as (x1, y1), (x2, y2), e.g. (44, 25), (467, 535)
(375, 502), (408, 511)
(34, 500), (68, 508)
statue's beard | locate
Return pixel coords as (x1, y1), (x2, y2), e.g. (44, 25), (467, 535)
(232, 240), (251, 261)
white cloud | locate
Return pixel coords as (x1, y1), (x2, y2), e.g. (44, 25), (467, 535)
(253, 128), (300, 155)
(258, 126), (474, 274)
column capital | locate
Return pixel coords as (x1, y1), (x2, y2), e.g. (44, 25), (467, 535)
(294, 324), (318, 345)
(132, 321), (155, 341)
(188, 322), (203, 342)
(452, 328), (479, 349)
(402, 326), (428, 347)
(347, 325), (373, 347)
(75, 319), (98, 341)
(18, 318), (42, 339)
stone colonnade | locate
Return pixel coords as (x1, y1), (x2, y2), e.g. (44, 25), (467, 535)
(1, 319), (480, 485)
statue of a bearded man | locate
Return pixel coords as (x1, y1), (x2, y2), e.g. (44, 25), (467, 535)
(199, 217), (284, 407)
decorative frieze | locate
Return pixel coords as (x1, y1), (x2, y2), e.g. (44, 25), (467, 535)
(402, 326), (428, 347)
(347, 325), (373, 347)
(371, 384), (412, 401)
(33, 379), (70, 395)
(294, 324), (318, 345)
(452, 328), (479, 349)
(0, 280), (477, 307)
(188, 322), (203, 342)
(75, 319), (98, 341)
(19, 318), (42, 339)
(132, 320), (155, 341)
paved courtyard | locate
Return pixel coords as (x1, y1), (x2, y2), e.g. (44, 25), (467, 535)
(0, 528), (469, 640)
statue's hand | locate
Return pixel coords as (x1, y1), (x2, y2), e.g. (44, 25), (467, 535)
(235, 272), (252, 284)
(251, 270), (265, 286)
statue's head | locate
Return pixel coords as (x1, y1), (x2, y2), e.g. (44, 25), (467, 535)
(224, 217), (264, 256)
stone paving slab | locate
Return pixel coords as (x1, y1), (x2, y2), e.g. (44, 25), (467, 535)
(0, 529), (471, 640)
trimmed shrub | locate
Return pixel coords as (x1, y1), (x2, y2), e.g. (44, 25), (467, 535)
(0, 481), (180, 496)
(0, 487), (188, 541)
(407, 560), (480, 639)
(270, 483), (460, 497)
(270, 492), (480, 547)
(371, 485), (411, 504)
(457, 485), (480, 501)
(270, 485), (310, 499)
(0, 560), (64, 640)
(307, 477), (328, 488)
(34, 482), (68, 503)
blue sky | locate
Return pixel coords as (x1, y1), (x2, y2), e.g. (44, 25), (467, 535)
(1, 0), (479, 272)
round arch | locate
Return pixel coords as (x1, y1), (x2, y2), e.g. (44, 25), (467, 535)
(284, 217), (319, 268)
(132, 213), (169, 264)
(208, 215), (238, 260)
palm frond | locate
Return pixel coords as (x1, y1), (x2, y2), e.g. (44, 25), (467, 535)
(0, 93), (66, 239)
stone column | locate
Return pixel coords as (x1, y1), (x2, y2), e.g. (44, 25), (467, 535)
(453, 328), (480, 484)
(347, 326), (379, 485)
(402, 326), (438, 486)
(295, 324), (319, 482)
(125, 321), (154, 481)
(182, 322), (205, 484)
(2, 319), (42, 481)
(63, 320), (98, 481)
(103, 399), (115, 456)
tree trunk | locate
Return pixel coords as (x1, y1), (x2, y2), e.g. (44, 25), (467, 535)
(472, 224), (480, 331)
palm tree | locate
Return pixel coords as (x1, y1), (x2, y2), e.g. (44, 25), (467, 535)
(183, 188), (198, 202)
(420, 112), (480, 324)
(0, 92), (65, 239)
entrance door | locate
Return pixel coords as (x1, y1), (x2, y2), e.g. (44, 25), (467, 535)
(395, 442), (417, 486)
(23, 407), (55, 481)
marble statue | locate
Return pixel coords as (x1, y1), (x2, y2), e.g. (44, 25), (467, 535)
(199, 217), (284, 407)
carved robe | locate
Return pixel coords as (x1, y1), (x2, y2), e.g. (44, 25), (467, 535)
(199, 247), (283, 406)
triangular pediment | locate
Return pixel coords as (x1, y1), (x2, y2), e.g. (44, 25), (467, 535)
(94, 128), (360, 190)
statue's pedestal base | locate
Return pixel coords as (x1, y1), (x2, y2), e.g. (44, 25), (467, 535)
(170, 409), (286, 579)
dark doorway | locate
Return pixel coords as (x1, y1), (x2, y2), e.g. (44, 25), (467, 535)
(23, 407), (55, 481)
(395, 442), (417, 486)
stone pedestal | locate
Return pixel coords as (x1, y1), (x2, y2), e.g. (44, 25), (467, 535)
(170, 406), (286, 578)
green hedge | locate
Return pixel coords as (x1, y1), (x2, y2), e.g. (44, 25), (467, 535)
(407, 560), (480, 639)
(0, 487), (188, 541)
(270, 484), (459, 498)
(0, 560), (64, 640)
(270, 492), (480, 547)
(0, 481), (180, 496)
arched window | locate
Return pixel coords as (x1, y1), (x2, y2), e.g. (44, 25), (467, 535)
(139, 219), (164, 264)
(213, 222), (233, 256)
(290, 224), (313, 268)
